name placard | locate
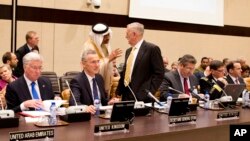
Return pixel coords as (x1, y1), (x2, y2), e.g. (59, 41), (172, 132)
(217, 110), (240, 119)
(94, 122), (129, 133)
(9, 129), (54, 141)
(169, 114), (196, 124)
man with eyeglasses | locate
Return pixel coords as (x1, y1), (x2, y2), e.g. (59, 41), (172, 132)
(199, 60), (228, 100)
(5, 52), (55, 113)
(159, 54), (199, 100)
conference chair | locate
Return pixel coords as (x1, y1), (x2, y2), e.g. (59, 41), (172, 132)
(41, 71), (60, 95)
(64, 71), (80, 77)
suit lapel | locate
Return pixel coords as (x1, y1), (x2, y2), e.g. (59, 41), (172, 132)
(37, 78), (47, 100)
(20, 76), (32, 100)
(174, 71), (184, 92)
(82, 72), (93, 102)
(133, 40), (146, 73)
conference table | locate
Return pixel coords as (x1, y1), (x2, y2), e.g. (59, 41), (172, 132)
(1, 107), (250, 141)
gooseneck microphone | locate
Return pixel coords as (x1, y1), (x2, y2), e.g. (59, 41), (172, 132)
(65, 80), (87, 114)
(189, 88), (208, 102)
(124, 80), (138, 102)
(0, 93), (14, 118)
(124, 80), (145, 108)
(145, 89), (163, 106)
(65, 80), (78, 106)
(168, 86), (185, 94)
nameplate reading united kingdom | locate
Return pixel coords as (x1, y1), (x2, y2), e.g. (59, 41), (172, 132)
(217, 110), (240, 120)
(9, 129), (54, 141)
(168, 114), (196, 124)
(94, 122), (129, 133)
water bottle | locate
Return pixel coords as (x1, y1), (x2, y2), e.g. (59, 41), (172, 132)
(166, 93), (173, 112)
(204, 91), (210, 109)
(48, 102), (57, 125)
(242, 90), (249, 108)
(94, 99), (100, 116)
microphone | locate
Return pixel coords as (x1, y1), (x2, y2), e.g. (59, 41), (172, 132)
(0, 96), (14, 118)
(189, 88), (208, 102)
(65, 80), (88, 114)
(168, 86), (185, 94)
(145, 89), (163, 106)
(124, 80), (144, 109)
(212, 84), (232, 102)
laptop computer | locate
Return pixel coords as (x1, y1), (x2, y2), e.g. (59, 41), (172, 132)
(224, 84), (246, 101)
(219, 84), (246, 108)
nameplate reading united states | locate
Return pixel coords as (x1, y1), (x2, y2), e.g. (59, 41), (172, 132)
(168, 114), (196, 124)
(94, 122), (129, 133)
(9, 129), (54, 141)
(217, 110), (240, 120)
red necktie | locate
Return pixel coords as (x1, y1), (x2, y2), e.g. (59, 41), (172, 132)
(184, 78), (190, 95)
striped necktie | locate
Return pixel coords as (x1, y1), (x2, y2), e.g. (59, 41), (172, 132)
(31, 82), (40, 99)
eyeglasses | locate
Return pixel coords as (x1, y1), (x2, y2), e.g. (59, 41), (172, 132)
(215, 69), (224, 73)
(29, 65), (43, 70)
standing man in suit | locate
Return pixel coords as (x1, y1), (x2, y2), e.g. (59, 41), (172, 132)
(116, 22), (165, 102)
(226, 60), (245, 85)
(159, 54), (199, 100)
(5, 52), (54, 113)
(14, 31), (39, 77)
(69, 49), (119, 115)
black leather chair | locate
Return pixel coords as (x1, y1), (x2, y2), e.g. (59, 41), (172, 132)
(64, 71), (80, 77)
(41, 71), (60, 94)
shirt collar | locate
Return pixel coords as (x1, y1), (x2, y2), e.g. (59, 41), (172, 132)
(85, 71), (95, 82)
(27, 44), (33, 51)
(133, 39), (143, 50)
(24, 74), (38, 86)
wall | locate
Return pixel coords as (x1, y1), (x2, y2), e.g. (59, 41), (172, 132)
(0, 0), (250, 75)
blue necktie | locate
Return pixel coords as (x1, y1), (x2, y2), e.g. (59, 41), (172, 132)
(92, 78), (99, 100)
(31, 82), (40, 99)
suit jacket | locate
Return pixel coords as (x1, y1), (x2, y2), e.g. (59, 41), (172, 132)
(5, 76), (54, 113)
(116, 40), (165, 103)
(226, 75), (245, 84)
(14, 44), (31, 77)
(199, 74), (225, 100)
(69, 71), (108, 106)
(159, 70), (199, 100)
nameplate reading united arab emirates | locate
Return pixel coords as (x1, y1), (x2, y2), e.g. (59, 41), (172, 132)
(9, 129), (54, 141)
(94, 122), (129, 133)
(168, 114), (196, 124)
(217, 110), (240, 119)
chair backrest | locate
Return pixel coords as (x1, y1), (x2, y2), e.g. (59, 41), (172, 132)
(59, 75), (75, 92)
(64, 71), (80, 77)
(41, 71), (60, 93)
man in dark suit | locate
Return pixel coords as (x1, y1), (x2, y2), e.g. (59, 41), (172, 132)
(225, 60), (245, 85)
(199, 60), (228, 100)
(69, 49), (119, 115)
(14, 31), (39, 77)
(116, 22), (165, 103)
(159, 54), (199, 100)
(5, 52), (54, 113)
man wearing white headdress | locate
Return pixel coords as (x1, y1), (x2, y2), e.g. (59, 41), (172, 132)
(82, 23), (122, 98)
